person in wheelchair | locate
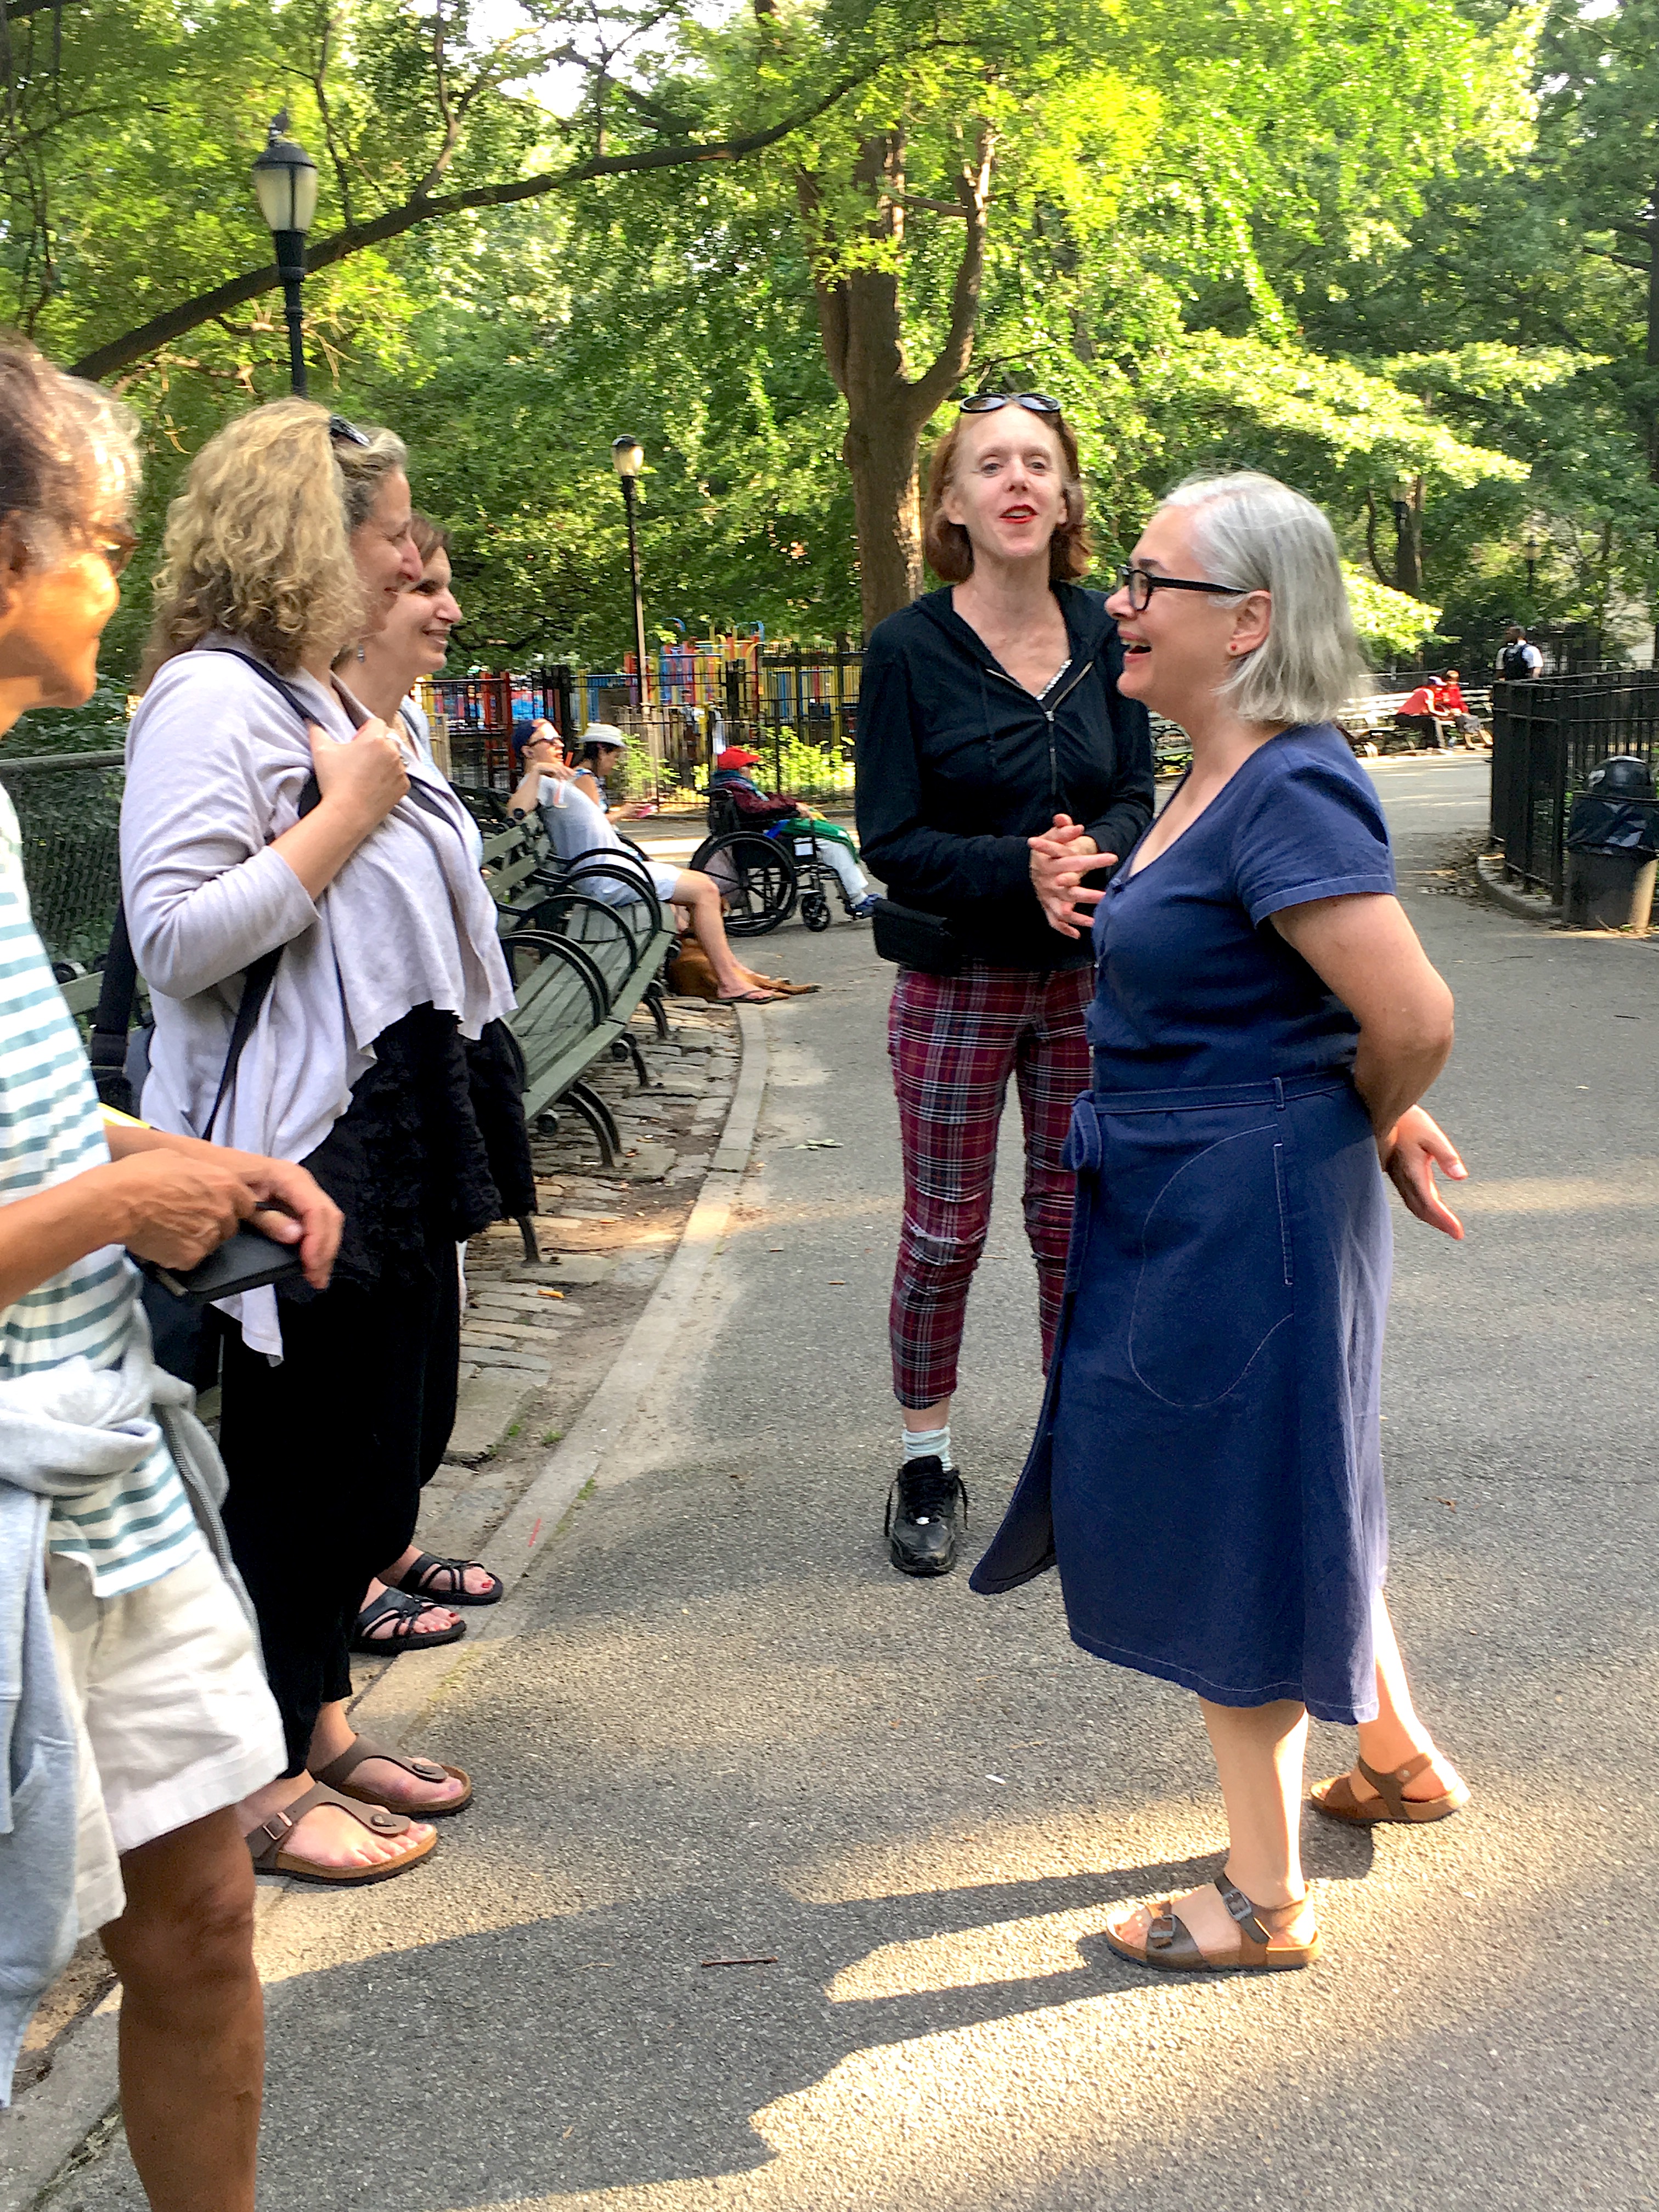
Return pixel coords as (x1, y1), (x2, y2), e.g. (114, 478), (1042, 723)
(509, 732), (786, 1005)
(710, 746), (878, 917)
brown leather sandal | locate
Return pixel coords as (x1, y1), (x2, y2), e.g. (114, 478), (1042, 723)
(1103, 1876), (1321, 1975)
(313, 1734), (474, 1817)
(246, 1784), (437, 1884)
(1311, 1751), (1469, 1825)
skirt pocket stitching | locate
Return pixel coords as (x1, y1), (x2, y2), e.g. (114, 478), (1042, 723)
(1128, 1309), (1294, 1409)
(1125, 1119), (1290, 1408)
(1273, 1141), (1294, 1288)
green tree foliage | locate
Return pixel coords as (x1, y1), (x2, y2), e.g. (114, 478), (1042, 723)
(7, 0), (1657, 678)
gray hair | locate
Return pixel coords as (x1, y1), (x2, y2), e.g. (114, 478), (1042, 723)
(1158, 472), (1367, 726)
(0, 336), (140, 562)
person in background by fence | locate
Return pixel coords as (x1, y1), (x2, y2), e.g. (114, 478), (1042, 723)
(1393, 680), (1449, 751)
(709, 745), (878, 917)
(123, 400), (515, 1884)
(0, 338), (342, 2208)
(1498, 627), (1543, 680)
(1432, 669), (1486, 746)
(572, 726), (657, 819)
(510, 731), (788, 1004)
(856, 392), (1154, 1577)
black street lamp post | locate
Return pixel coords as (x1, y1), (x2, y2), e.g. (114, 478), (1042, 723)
(611, 435), (649, 708)
(252, 111), (319, 397)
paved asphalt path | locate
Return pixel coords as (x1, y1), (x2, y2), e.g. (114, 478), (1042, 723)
(61, 759), (1656, 2211)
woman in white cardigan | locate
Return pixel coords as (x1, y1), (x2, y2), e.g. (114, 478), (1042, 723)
(123, 402), (514, 1886)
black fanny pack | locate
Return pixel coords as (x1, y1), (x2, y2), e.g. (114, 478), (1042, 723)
(870, 899), (963, 975)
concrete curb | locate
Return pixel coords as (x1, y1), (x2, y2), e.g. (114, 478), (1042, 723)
(1476, 851), (1561, 923)
(1, 2011), (119, 2212)
(354, 1001), (768, 1719)
(2, 1004), (770, 2209)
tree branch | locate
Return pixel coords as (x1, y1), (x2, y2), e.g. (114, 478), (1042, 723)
(904, 123), (994, 426)
(311, 8), (355, 233)
(795, 167), (849, 397)
(71, 60), (904, 383)
(1583, 246), (1649, 273)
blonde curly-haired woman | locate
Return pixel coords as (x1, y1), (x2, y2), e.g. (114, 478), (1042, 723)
(122, 402), (515, 1884)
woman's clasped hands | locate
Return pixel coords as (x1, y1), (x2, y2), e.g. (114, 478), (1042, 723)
(1029, 812), (1116, 939)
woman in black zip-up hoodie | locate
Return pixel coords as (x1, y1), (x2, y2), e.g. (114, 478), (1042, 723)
(856, 397), (1154, 1577)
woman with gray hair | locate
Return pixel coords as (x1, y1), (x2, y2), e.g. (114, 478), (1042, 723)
(975, 471), (1470, 1973)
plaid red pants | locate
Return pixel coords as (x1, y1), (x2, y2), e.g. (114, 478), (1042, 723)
(887, 961), (1092, 1409)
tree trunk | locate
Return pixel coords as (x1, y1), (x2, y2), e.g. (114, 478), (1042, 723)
(799, 125), (993, 635)
(1394, 475), (1424, 599)
(843, 365), (927, 625)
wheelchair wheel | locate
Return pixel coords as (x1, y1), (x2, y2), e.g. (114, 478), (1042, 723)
(690, 831), (797, 936)
(801, 891), (832, 932)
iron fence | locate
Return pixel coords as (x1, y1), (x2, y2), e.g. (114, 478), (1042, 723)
(0, 750), (126, 969)
(1489, 672), (1659, 902)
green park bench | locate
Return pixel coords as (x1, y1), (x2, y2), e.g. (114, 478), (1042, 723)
(53, 809), (678, 1255)
(476, 814), (677, 1174)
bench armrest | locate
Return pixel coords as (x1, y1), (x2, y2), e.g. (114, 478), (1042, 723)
(498, 929), (611, 1024)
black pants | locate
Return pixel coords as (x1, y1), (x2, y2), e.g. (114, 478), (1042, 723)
(1395, 712), (1442, 748)
(218, 1231), (460, 1778)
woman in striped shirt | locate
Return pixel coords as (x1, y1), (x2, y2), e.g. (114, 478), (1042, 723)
(0, 341), (344, 2205)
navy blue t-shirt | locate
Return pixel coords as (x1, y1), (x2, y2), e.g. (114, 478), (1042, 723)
(1088, 724), (1396, 1091)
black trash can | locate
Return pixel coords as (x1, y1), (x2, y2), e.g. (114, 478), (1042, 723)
(1564, 755), (1659, 933)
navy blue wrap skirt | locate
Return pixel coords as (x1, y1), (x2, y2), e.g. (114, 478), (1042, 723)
(970, 1072), (1391, 1725)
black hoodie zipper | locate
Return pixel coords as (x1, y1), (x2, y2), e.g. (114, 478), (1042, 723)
(985, 658), (1096, 806)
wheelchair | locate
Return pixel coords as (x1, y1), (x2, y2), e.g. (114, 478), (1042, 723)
(690, 786), (857, 938)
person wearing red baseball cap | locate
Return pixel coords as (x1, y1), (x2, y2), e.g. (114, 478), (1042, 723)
(710, 748), (876, 913)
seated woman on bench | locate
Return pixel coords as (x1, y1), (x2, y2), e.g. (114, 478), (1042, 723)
(508, 731), (787, 1007)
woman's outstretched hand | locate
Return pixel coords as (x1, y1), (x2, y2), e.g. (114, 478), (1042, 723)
(1380, 1105), (1466, 1238)
(1029, 814), (1114, 940)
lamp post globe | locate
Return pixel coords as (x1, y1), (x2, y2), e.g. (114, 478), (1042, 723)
(611, 436), (649, 708)
(253, 111), (319, 398)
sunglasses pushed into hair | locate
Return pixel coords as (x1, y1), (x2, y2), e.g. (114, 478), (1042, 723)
(958, 392), (1063, 416)
(328, 413), (371, 448)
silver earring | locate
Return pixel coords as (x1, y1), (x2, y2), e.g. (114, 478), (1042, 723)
(356, 645), (366, 662)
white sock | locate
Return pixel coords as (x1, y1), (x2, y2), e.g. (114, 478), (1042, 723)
(902, 1423), (953, 1471)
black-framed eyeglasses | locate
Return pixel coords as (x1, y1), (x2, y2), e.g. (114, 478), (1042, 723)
(958, 392), (1062, 416)
(328, 413), (371, 448)
(1116, 562), (1253, 612)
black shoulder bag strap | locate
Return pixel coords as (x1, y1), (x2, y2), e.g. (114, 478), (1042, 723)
(91, 646), (321, 1125)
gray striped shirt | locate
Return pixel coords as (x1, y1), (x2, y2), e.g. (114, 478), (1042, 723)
(0, 790), (199, 1596)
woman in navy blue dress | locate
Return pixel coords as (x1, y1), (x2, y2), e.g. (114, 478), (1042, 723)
(972, 471), (1470, 1974)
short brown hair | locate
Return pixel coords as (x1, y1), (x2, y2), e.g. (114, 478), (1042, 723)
(410, 512), (450, 564)
(921, 410), (1093, 585)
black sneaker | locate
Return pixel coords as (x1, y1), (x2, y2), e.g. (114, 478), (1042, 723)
(885, 1456), (968, 1577)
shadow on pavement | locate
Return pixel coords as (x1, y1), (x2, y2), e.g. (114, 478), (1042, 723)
(258, 1833), (1375, 2207)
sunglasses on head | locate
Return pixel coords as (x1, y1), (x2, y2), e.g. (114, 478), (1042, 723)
(958, 392), (1063, 416)
(328, 414), (371, 448)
